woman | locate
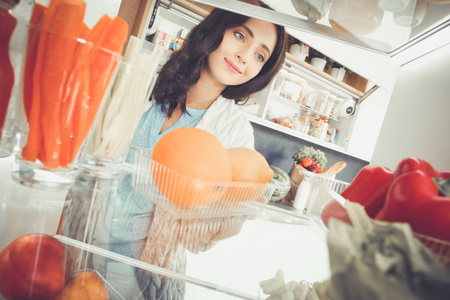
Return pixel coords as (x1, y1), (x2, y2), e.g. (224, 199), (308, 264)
(133, 3), (286, 151)
(65, 3), (287, 299)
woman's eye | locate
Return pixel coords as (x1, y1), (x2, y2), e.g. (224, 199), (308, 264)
(256, 53), (265, 62)
(234, 32), (244, 41)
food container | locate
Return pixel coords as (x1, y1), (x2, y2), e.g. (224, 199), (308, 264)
(82, 61), (156, 171)
(280, 73), (307, 102)
(323, 94), (337, 116)
(394, 0), (429, 27)
(328, 0), (385, 35)
(272, 69), (288, 94)
(311, 90), (331, 113)
(310, 57), (327, 71)
(330, 98), (344, 119)
(298, 109), (313, 134)
(12, 25), (122, 189)
(309, 116), (327, 139)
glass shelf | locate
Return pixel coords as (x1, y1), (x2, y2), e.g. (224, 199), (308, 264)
(271, 93), (340, 122)
(191, 0), (450, 55)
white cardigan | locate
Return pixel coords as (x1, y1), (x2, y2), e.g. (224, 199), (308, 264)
(145, 96), (255, 150)
(195, 96), (254, 150)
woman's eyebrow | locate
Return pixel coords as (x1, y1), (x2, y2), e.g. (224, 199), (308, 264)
(242, 24), (272, 56)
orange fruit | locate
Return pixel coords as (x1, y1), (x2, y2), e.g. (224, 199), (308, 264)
(151, 127), (232, 207)
(225, 147), (273, 202)
(52, 271), (109, 300)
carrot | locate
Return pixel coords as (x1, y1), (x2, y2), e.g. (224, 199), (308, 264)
(22, 0), (61, 162)
(88, 16), (129, 122)
(60, 15), (112, 166)
(70, 17), (128, 159)
(79, 22), (90, 39)
(23, 3), (47, 120)
(38, 0), (86, 168)
(0, 8), (17, 139)
(68, 67), (90, 164)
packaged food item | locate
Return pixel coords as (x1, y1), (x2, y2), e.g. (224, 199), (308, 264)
(309, 116), (326, 138)
(280, 73), (306, 102)
(169, 29), (188, 51)
(152, 30), (172, 49)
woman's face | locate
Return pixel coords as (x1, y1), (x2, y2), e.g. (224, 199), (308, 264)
(205, 17), (278, 87)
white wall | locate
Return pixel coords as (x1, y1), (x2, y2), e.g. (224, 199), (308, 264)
(345, 87), (392, 161)
(370, 42), (450, 170)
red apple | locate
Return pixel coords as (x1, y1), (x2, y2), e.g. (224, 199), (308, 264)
(52, 271), (109, 300)
(0, 233), (73, 300)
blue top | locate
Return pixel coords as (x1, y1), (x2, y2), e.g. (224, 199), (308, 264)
(126, 102), (207, 163)
(99, 102), (206, 274)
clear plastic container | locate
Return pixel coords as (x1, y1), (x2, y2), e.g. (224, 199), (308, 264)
(330, 98), (344, 119)
(298, 109), (313, 134)
(311, 90), (330, 114)
(272, 69), (288, 95)
(280, 73), (307, 102)
(309, 116), (327, 139)
(323, 94), (337, 117)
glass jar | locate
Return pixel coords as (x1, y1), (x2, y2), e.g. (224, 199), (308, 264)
(272, 69), (288, 95)
(323, 94), (337, 116)
(298, 109), (313, 134)
(309, 116), (326, 139)
(280, 73), (307, 102)
(320, 119), (330, 140)
(312, 90), (330, 113)
(331, 98), (344, 119)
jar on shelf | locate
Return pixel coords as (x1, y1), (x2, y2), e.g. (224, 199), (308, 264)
(309, 116), (327, 139)
(323, 94), (337, 116)
(292, 113), (301, 130)
(298, 109), (313, 134)
(272, 69), (288, 95)
(303, 90), (315, 108)
(320, 119), (330, 140)
(330, 97), (344, 119)
(280, 73), (307, 102)
(326, 127), (339, 144)
(312, 90), (330, 113)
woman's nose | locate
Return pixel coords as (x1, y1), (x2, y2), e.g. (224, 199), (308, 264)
(236, 48), (251, 64)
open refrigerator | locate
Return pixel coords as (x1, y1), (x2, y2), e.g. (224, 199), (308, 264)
(1, 0), (450, 299)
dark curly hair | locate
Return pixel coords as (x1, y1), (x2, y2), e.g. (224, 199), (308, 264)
(151, 4), (286, 117)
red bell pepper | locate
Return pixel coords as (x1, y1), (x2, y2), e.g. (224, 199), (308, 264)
(300, 157), (322, 173)
(375, 170), (450, 242)
(321, 165), (394, 226)
(394, 157), (450, 180)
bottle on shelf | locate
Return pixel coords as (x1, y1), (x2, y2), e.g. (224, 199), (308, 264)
(293, 177), (310, 211)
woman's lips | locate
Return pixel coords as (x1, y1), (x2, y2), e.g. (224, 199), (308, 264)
(225, 58), (242, 74)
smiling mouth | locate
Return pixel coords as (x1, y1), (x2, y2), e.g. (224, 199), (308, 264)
(225, 59), (242, 74)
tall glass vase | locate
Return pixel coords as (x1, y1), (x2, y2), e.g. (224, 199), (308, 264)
(11, 25), (121, 189)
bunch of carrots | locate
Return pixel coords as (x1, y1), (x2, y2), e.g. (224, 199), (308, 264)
(21, 0), (129, 169)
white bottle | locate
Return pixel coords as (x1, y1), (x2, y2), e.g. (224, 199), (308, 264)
(293, 177), (310, 211)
